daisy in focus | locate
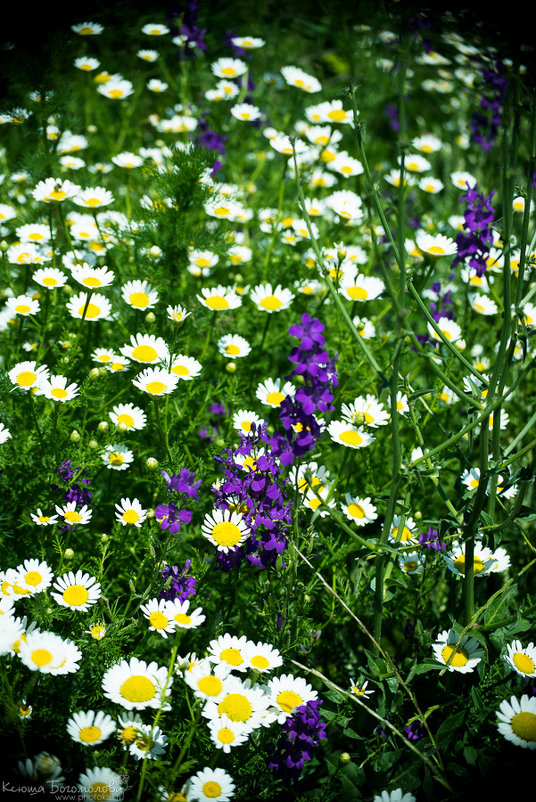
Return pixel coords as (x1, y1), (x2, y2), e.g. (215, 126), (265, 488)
(431, 629), (484, 673)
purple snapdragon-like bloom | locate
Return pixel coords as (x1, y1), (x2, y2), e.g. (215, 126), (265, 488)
(159, 561), (196, 602)
(270, 314), (338, 465)
(155, 469), (200, 535)
(470, 54), (508, 152)
(267, 699), (327, 785)
(52, 459), (92, 510)
(169, 0), (206, 53)
(418, 527), (445, 551)
(452, 184), (495, 277)
(404, 720), (425, 742)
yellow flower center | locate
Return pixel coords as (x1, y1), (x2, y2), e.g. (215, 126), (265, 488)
(511, 711), (536, 742)
(428, 245), (445, 255)
(64, 510), (82, 523)
(88, 782), (111, 801)
(348, 503), (365, 519)
(174, 613), (192, 626)
(512, 653), (535, 674)
(109, 89), (124, 99)
(123, 509), (139, 524)
(198, 675), (223, 696)
(441, 644), (469, 667)
(15, 304), (31, 314)
(251, 655), (270, 670)
(24, 571), (42, 586)
(51, 387), (68, 399)
(172, 365), (190, 375)
(117, 413), (134, 427)
(32, 648), (52, 667)
(80, 725), (102, 743)
(83, 276), (102, 288)
(17, 371), (36, 386)
(146, 381), (166, 394)
(220, 647), (244, 666)
(78, 303), (100, 319)
(202, 782), (223, 799)
(225, 344), (240, 355)
(218, 693), (252, 722)
(109, 452), (124, 466)
(149, 611), (168, 630)
(403, 561), (419, 572)
(214, 206), (230, 216)
(212, 521), (242, 547)
(328, 109), (346, 121)
(205, 295), (230, 310)
(347, 286), (368, 300)
(277, 690), (303, 713)
(120, 675), (156, 703)
(221, 67), (236, 76)
(48, 190), (66, 200)
(339, 429), (363, 446)
(260, 295), (282, 311)
(129, 292), (150, 308)
(132, 344), (158, 362)
(63, 584), (89, 607)
(453, 555), (484, 575)
(120, 725), (138, 744)
(391, 525), (413, 542)
(265, 391), (285, 406)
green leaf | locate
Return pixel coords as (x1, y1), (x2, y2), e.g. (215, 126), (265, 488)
(437, 710), (465, 749)
(463, 745), (477, 766)
(484, 584), (517, 627)
(342, 726), (363, 740)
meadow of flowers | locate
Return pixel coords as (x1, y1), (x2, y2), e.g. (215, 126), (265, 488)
(0, 3), (535, 801)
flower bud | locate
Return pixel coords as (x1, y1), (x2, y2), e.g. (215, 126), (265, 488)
(339, 752), (351, 765)
(101, 534), (109, 543)
(89, 439), (98, 450)
(225, 362), (237, 373)
(70, 430), (80, 442)
(89, 368), (100, 379)
(64, 548), (74, 559)
(145, 312), (156, 324)
(98, 421), (109, 432)
(146, 457), (158, 469)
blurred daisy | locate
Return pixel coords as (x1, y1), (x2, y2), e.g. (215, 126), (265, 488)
(73, 187), (114, 209)
(189, 250), (219, 270)
(231, 103), (261, 121)
(138, 49), (159, 61)
(115, 498), (147, 527)
(442, 541), (495, 577)
(218, 334), (251, 358)
(231, 35), (265, 49)
(167, 304), (191, 324)
(250, 283), (295, 313)
(197, 286), (242, 311)
(8, 361), (49, 391)
(170, 354), (202, 380)
(67, 710), (115, 746)
(164, 599), (206, 630)
(327, 420), (374, 449)
(0, 423), (11, 445)
(29, 509), (59, 526)
(32, 267), (68, 289)
(101, 443), (134, 471)
(470, 293), (498, 315)
(450, 170), (477, 190)
(187, 767), (236, 802)
(111, 151), (142, 168)
(41, 375), (80, 403)
(211, 57), (248, 78)
(74, 56), (100, 71)
(102, 656), (172, 711)
(147, 79), (168, 92)
(232, 409), (263, 434)
(496, 694), (536, 749)
(350, 678), (375, 698)
(16, 223), (51, 242)
(92, 347), (122, 365)
(72, 21), (104, 35)
(281, 65), (321, 93)
(201, 509), (250, 554)
(33, 177), (81, 203)
(6, 295), (40, 317)
(66, 292), (112, 321)
(132, 367), (178, 396)
(266, 673), (318, 723)
(122, 280), (158, 310)
(412, 134), (442, 153)
(129, 723), (167, 760)
(341, 395), (389, 428)
(401, 153), (431, 172)
(51, 570), (101, 612)
(418, 176), (444, 194)
(428, 316), (462, 344)
(398, 551), (424, 575)
(373, 790), (416, 802)
(504, 641), (536, 678)
(256, 378), (294, 407)
(389, 515), (417, 544)
(109, 403), (147, 431)
(431, 629), (483, 673)
(19, 630), (81, 675)
(122, 333), (169, 364)
(416, 231), (457, 257)
(184, 659), (231, 703)
(55, 502), (92, 527)
(208, 716), (251, 753)
(142, 23), (169, 35)
(15, 559), (53, 594)
(78, 768), (124, 802)
(98, 79), (134, 100)
(339, 274), (384, 302)
(340, 494), (378, 526)
(140, 598), (176, 638)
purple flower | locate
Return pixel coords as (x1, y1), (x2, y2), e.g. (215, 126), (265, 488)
(161, 468), (201, 499)
(155, 502), (192, 535)
(452, 184), (495, 277)
(470, 54), (508, 151)
(159, 561), (196, 602)
(418, 527), (445, 551)
(267, 699), (326, 785)
(51, 459), (91, 530)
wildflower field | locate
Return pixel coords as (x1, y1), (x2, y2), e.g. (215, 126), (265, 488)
(1, 2), (535, 800)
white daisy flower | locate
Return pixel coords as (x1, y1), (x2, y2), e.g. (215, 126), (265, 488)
(170, 354), (202, 380)
(55, 502), (92, 527)
(232, 409), (264, 434)
(373, 789), (416, 802)
(8, 361), (49, 391)
(41, 375), (80, 403)
(78, 768), (124, 802)
(121, 333), (169, 364)
(32, 267), (68, 289)
(217, 334), (251, 358)
(164, 599), (206, 630)
(197, 285), (242, 311)
(340, 494), (378, 526)
(67, 709), (115, 746)
(207, 634), (255, 673)
(255, 378), (294, 408)
(0, 423), (12, 445)
(140, 598), (176, 638)
(101, 443), (134, 471)
(14, 559), (53, 594)
(266, 673), (318, 723)
(349, 678), (375, 698)
(51, 570), (101, 612)
(66, 291), (113, 321)
(102, 656), (172, 711)
(6, 295), (40, 317)
(32, 177), (81, 203)
(109, 403), (147, 431)
(249, 283), (295, 313)
(211, 57), (248, 78)
(431, 629), (483, 673)
(327, 420), (374, 449)
(246, 641), (283, 673)
(341, 395), (389, 428)
(115, 498), (147, 527)
(203, 677), (274, 729)
(183, 659), (231, 703)
(132, 367), (178, 396)
(504, 641), (536, 678)
(18, 630), (82, 674)
(201, 510), (250, 554)
(167, 304), (191, 323)
(187, 767), (236, 802)
(389, 515), (417, 545)
(121, 280), (159, 310)
(398, 551), (425, 575)
(496, 694), (536, 749)
(339, 274), (384, 302)
(129, 723), (168, 760)
(208, 715), (252, 753)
